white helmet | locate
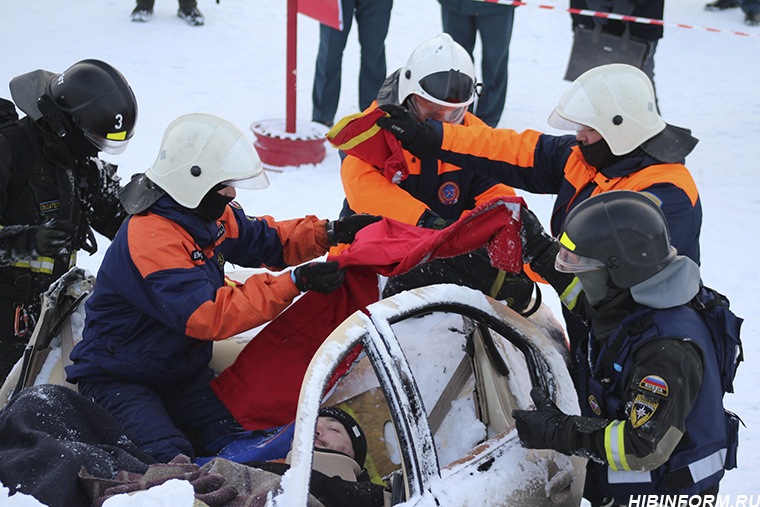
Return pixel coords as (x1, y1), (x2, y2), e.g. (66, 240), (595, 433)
(547, 64), (666, 156)
(398, 33), (476, 109)
(121, 113), (269, 213)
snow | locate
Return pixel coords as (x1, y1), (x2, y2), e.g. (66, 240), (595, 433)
(1, 0), (758, 504)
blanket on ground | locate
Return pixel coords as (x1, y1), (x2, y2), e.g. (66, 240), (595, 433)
(0, 384), (154, 507)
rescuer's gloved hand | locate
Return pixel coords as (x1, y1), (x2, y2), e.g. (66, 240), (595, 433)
(377, 104), (440, 160)
(326, 214), (382, 245)
(293, 261), (346, 294)
(512, 388), (576, 455)
(520, 206), (555, 264)
(35, 219), (77, 256)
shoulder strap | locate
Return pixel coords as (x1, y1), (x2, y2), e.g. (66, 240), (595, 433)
(599, 311), (656, 376)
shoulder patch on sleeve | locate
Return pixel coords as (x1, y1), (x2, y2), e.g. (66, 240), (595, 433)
(639, 374), (669, 397)
(631, 394), (659, 428)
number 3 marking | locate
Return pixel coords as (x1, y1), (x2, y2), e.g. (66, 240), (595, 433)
(114, 114), (123, 129)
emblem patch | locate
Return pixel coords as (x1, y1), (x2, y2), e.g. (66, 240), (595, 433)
(216, 222), (226, 241)
(631, 395), (659, 428)
(639, 375), (668, 397)
(191, 250), (204, 262)
(588, 395), (601, 415)
(39, 200), (60, 214)
(437, 182), (460, 205)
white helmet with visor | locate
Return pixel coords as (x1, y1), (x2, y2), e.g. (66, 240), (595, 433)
(398, 33), (476, 125)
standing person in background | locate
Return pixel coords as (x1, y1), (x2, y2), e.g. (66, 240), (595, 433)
(438, 0), (516, 128)
(705, 0), (760, 26)
(0, 59), (136, 384)
(569, 0), (664, 107)
(312, 0), (393, 128)
(131, 0), (205, 26)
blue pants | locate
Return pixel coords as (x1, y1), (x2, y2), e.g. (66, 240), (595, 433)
(311, 0), (393, 126)
(78, 368), (242, 463)
(442, 7), (515, 128)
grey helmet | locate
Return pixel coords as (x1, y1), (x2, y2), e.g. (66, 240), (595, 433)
(556, 190), (676, 289)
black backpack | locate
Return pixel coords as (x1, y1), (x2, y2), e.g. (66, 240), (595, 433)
(689, 285), (743, 394)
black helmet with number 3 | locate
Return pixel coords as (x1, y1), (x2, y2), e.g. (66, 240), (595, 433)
(10, 59), (137, 155)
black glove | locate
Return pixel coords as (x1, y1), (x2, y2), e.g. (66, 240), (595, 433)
(35, 219), (77, 256)
(376, 104), (440, 160)
(512, 388), (576, 455)
(417, 210), (455, 230)
(293, 261), (346, 293)
(520, 206), (555, 264)
(326, 214), (382, 245)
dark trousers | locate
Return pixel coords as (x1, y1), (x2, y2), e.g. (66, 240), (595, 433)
(78, 368), (242, 463)
(311, 0), (393, 126)
(442, 7), (516, 128)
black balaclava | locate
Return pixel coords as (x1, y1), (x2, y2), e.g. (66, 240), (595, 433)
(191, 183), (233, 221)
(579, 138), (627, 170)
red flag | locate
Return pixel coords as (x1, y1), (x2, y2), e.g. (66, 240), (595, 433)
(298, 0), (343, 30)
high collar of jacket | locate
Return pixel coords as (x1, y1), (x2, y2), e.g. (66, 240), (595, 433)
(285, 449), (362, 482)
(145, 194), (223, 248)
(589, 149), (664, 179)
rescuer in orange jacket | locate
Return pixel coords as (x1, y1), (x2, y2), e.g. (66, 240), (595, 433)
(66, 114), (379, 463)
(335, 33), (536, 314)
(376, 63), (702, 351)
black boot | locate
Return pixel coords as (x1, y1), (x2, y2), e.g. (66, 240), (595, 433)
(178, 3), (205, 26)
(704, 0), (740, 10)
(131, 2), (153, 22)
(745, 11), (760, 25)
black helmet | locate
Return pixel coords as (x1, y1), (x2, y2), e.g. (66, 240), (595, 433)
(37, 59), (137, 154)
(556, 190), (676, 289)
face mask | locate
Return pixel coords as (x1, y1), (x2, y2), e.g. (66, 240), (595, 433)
(579, 138), (623, 169)
(575, 268), (612, 306)
(191, 184), (233, 221)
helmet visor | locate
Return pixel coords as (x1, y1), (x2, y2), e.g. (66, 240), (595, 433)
(419, 70), (475, 105)
(408, 95), (467, 125)
(222, 171), (270, 190)
(84, 129), (131, 155)
(555, 246), (605, 273)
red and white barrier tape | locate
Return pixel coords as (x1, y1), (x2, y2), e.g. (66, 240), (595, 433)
(479, 0), (759, 38)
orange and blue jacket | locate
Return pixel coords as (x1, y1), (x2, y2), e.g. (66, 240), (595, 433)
(433, 122), (702, 263)
(340, 103), (516, 227)
(66, 195), (331, 386)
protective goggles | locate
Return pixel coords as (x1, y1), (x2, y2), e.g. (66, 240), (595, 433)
(408, 95), (467, 125)
(419, 70), (475, 105)
(84, 129), (131, 155)
(555, 246), (605, 273)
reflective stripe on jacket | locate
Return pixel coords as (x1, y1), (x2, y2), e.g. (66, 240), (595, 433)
(341, 103), (515, 226)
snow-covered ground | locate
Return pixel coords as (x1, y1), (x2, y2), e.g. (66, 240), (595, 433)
(1, 0), (758, 504)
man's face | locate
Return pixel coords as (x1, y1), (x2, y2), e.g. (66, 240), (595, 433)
(315, 416), (355, 458)
(575, 126), (603, 145)
(408, 95), (467, 125)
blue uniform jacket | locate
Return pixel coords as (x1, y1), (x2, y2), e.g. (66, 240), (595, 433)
(578, 303), (734, 501)
(66, 195), (329, 386)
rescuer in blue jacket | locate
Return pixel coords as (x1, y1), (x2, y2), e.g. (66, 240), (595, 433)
(66, 113), (379, 463)
(511, 190), (738, 505)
